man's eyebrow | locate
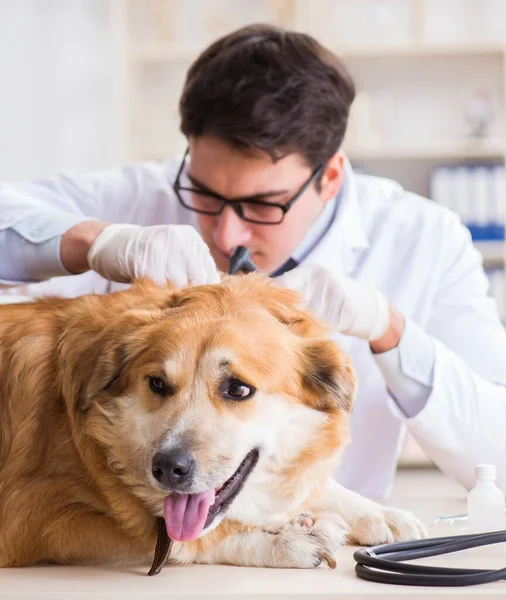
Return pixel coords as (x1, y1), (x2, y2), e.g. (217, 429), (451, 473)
(187, 172), (290, 201)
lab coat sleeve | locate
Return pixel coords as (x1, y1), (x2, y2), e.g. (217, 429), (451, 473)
(373, 318), (435, 418)
(388, 214), (506, 493)
(0, 160), (179, 284)
(0, 214), (87, 284)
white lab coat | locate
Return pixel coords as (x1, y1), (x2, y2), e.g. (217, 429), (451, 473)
(1, 157), (506, 499)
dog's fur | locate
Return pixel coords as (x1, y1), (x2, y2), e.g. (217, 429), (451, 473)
(0, 275), (425, 569)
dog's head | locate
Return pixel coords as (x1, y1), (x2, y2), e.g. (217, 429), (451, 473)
(59, 276), (356, 542)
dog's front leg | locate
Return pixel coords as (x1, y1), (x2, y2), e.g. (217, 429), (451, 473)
(2, 509), (154, 568)
(175, 515), (348, 569)
(306, 478), (427, 546)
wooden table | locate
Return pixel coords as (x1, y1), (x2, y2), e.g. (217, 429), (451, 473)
(2, 468), (505, 599)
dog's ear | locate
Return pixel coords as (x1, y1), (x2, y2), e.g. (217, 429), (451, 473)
(260, 283), (356, 413)
(259, 284), (312, 330)
(297, 338), (356, 413)
(79, 339), (136, 411)
(58, 310), (155, 413)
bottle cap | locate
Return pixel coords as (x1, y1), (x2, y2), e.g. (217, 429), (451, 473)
(475, 464), (496, 481)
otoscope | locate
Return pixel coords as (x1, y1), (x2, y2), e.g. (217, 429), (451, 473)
(227, 246), (258, 275)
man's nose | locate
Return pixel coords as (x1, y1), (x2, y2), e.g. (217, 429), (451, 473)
(213, 205), (252, 255)
(152, 448), (195, 489)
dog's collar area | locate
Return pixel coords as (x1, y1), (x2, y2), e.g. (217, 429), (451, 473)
(149, 518), (173, 576)
(204, 447), (260, 530)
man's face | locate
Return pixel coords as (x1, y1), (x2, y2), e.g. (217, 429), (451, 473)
(186, 136), (343, 274)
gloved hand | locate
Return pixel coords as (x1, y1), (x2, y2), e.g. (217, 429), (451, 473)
(87, 224), (220, 287)
(276, 264), (390, 341)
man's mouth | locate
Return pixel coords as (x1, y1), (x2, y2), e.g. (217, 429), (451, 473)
(162, 448), (259, 542)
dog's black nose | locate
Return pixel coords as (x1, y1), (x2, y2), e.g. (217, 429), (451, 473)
(152, 448), (195, 488)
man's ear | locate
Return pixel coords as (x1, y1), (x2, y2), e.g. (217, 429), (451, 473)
(297, 337), (356, 414)
(320, 150), (345, 204)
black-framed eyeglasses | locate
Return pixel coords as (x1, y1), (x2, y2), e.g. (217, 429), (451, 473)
(172, 147), (325, 225)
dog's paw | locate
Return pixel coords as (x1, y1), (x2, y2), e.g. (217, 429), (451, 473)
(264, 512), (348, 569)
(348, 506), (427, 546)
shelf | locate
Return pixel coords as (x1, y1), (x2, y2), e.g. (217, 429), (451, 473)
(130, 41), (506, 63)
(345, 140), (506, 160)
(130, 42), (203, 62)
(335, 41), (506, 59)
(474, 241), (505, 264)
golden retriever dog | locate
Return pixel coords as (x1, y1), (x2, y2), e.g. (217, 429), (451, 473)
(0, 275), (425, 571)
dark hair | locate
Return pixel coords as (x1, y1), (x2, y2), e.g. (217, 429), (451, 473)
(179, 23), (356, 171)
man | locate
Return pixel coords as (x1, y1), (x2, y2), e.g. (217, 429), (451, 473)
(1, 24), (506, 500)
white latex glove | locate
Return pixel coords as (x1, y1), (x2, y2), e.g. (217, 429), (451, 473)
(87, 224), (220, 287)
(276, 264), (390, 341)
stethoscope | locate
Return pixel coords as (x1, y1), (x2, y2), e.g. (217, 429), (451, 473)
(353, 529), (506, 587)
(227, 248), (506, 588)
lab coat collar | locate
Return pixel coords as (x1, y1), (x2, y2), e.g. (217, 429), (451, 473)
(300, 154), (369, 277)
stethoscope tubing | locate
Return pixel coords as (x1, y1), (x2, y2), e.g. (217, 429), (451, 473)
(354, 530), (506, 586)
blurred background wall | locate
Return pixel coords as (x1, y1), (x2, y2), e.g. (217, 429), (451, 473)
(1, 0), (505, 466)
(0, 0), (113, 179)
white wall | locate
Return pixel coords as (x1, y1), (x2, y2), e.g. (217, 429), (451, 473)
(0, 0), (114, 180)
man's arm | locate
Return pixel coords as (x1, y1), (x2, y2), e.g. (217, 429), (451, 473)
(277, 214), (506, 492)
(370, 307), (405, 354)
(372, 316), (435, 418)
(370, 214), (506, 491)
(0, 159), (204, 286)
(60, 221), (109, 274)
(381, 217), (506, 492)
(0, 216), (107, 285)
(397, 324), (506, 492)
(0, 163), (153, 284)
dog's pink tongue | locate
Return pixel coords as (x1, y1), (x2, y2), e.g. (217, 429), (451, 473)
(163, 490), (215, 542)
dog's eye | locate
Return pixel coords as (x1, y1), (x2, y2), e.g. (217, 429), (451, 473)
(148, 376), (171, 397)
(221, 378), (255, 401)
